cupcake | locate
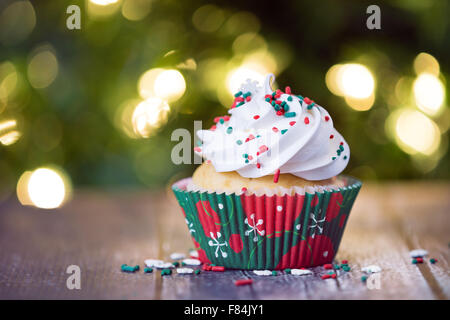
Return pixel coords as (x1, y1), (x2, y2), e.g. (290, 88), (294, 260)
(172, 74), (361, 270)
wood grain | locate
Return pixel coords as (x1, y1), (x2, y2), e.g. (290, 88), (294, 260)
(0, 182), (448, 299)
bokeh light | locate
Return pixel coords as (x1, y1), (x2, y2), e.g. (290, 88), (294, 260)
(17, 167), (72, 209)
(138, 68), (164, 99)
(0, 119), (21, 146)
(132, 97), (170, 138)
(192, 5), (225, 33)
(121, 0), (152, 21)
(27, 46), (58, 89)
(326, 63), (376, 110)
(413, 73), (445, 116)
(387, 109), (441, 156)
(0, 1), (36, 46)
(87, 0), (121, 18)
(153, 69), (186, 102)
(0, 61), (18, 106)
(414, 52), (440, 76)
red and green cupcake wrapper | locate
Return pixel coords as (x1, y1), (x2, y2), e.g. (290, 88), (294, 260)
(172, 176), (362, 270)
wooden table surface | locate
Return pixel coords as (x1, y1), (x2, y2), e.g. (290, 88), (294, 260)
(0, 182), (449, 300)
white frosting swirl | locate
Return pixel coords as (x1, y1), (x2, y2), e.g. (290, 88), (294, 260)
(194, 74), (350, 180)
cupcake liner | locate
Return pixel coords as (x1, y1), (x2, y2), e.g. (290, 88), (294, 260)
(172, 176), (362, 270)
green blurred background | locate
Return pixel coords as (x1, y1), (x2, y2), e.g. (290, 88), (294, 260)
(0, 0), (449, 208)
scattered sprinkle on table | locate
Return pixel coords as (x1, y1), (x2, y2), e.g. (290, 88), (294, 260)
(211, 266), (225, 272)
(189, 250), (199, 258)
(121, 264), (139, 273)
(144, 259), (174, 269)
(182, 258), (201, 266)
(144, 267), (153, 273)
(253, 270), (272, 276)
(161, 269), (172, 276)
(361, 275), (368, 282)
(409, 249), (428, 258)
(291, 269), (313, 276)
(323, 263), (333, 270)
(176, 268), (194, 274)
(430, 258), (438, 264)
(235, 279), (253, 286)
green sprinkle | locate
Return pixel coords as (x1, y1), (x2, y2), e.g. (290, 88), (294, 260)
(172, 262), (179, 267)
(243, 153), (248, 158)
(274, 105), (280, 111)
(219, 118), (224, 124)
(430, 258), (437, 264)
(284, 112), (296, 118)
(245, 159), (249, 163)
(281, 101), (286, 106)
(297, 95), (303, 100)
(283, 104), (290, 111)
(227, 127), (233, 134)
(256, 135), (261, 138)
(284, 268), (291, 274)
(236, 102), (244, 108)
(272, 271), (277, 276)
(181, 261), (186, 266)
(281, 129), (288, 135)
(307, 102), (315, 110)
(265, 97), (271, 102)
(161, 269), (172, 276)
(361, 275), (368, 282)
(337, 150), (341, 155)
(195, 269), (201, 275)
(243, 92), (251, 98)
(342, 266), (351, 272)
(328, 271), (334, 275)
(412, 259), (418, 264)
(343, 155), (347, 160)
(271, 101), (276, 106)
(333, 264), (341, 270)
(210, 264), (216, 267)
(234, 91), (242, 97)
(144, 267), (153, 273)
(339, 145), (344, 151)
(332, 157), (336, 160)
(287, 96), (293, 101)
(121, 264), (139, 273)
(236, 140), (242, 145)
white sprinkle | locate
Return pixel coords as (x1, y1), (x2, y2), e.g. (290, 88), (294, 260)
(361, 265), (382, 274)
(277, 205), (283, 212)
(323, 251), (328, 257)
(182, 258), (202, 266)
(176, 268), (194, 274)
(253, 270), (272, 276)
(144, 259), (174, 269)
(218, 203), (224, 210)
(409, 249), (428, 258)
(290, 269), (313, 276)
(170, 252), (186, 260)
(189, 250), (199, 258)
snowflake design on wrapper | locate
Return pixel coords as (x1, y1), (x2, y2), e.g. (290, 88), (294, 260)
(244, 214), (265, 242)
(308, 209), (326, 238)
(208, 232), (228, 258)
(239, 79), (261, 97)
(185, 218), (195, 234)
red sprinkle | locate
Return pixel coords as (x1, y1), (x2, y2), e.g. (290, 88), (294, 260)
(272, 127), (279, 132)
(246, 96), (251, 102)
(276, 110), (284, 116)
(235, 97), (244, 102)
(330, 135), (334, 139)
(331, 274), (337, 279)
(324, 264), (333, 270)
(223, 115), (230, 121)
(273, 169), (280, 183)
(321, 274), (331, 280)
(304, 117), (310, 125)
(285, 86), (291, 94)
(276, 89), (283, 95)
(247, 155), (253, 160)
(304, 97), (312, 105)
(235, 279), (253, 286)
(202, 264), (212, 271)
(289, 121), (296, 126)
(194, 147), (202, 152)
(275, 100), (282, 105)
(210, 125), (217, 131)
(256, 163), (261, 169)
(265, 94), (272, 99)
(214, 117), (220, 123)
(245, 134), (255, 142)
(241, 187), (247, 193)
(274, 94), (281, 99)
(325, 116), (330, 122)
(340, 142), (344, 145)
(416, 257), (424, 263)
(259, 145), (268, 154)
(341, 260), (348, 264)
(212, 266), (225, 272)
(253, 115), (260, 120)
